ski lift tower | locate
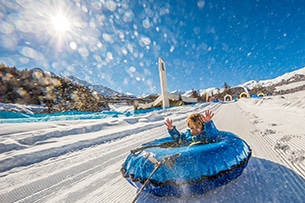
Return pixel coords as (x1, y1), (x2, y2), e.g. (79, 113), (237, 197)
(158, 57), (170, 109)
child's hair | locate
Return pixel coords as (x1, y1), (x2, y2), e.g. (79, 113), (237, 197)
(186, 113), (204, 128)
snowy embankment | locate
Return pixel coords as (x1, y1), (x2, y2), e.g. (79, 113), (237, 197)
(0, 103), (135, 124)
(0, 91), (305, 203)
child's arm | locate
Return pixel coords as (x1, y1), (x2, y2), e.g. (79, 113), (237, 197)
(164, 118), (174, 130)
(204, 120), (220, 142)
(201, 110), (220, 142)
(165, 118), (184, 143)
(201, 110), (214, 123)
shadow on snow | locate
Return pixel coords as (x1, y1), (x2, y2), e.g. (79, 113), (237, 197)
(136, 157), (305, 203)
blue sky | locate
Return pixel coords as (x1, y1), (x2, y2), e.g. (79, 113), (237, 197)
(1, 0), (305, 96)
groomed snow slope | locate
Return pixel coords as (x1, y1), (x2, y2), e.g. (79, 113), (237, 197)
(0, 91), (305, 203)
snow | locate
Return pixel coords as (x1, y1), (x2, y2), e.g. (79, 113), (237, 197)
(1, 91), (305, 202)
(0, 103), (47, 114)
(275, 80), (305, 91)
(255, 67), (305, 88)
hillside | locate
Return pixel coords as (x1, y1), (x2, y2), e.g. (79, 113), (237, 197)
(67, 75), (127, 97)
(179, 66), (305, 101)
(0, 65), (109, 113)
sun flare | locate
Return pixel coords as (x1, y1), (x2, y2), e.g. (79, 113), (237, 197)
(48, 11), (76, 49)
(51, 13), (70, 32)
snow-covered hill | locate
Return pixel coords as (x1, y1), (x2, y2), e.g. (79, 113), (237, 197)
(243, 66), (305, 89)
(67, 75), (129, 97)
(177, 66), (305, 97)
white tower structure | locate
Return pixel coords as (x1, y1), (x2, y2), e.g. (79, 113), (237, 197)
(158, 57), (169, 108)
(136, 57), (197, 110)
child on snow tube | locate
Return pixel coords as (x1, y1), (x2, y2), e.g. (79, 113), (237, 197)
(164, 110), (220, 146)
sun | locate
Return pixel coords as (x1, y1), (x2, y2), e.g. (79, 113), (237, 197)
(24, 1), (81, 51)
(49, 11), (75, 50)
(51, 13), (70, 32)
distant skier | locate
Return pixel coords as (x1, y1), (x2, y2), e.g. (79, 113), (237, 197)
(164, 110), (220, 145)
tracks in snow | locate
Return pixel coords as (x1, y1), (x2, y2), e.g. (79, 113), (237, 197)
(0, 101), (304, 202)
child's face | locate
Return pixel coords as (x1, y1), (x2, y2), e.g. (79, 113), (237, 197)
(189, 123), (203, 136)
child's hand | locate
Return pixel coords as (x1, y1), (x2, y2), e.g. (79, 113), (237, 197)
(201, 110), (214, 123)
(164, 118), (174, 130)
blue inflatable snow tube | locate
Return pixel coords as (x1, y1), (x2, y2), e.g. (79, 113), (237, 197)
(121, 131), (251, 197)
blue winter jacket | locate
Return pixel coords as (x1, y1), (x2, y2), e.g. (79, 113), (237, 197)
(168, 120), (220, 145)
